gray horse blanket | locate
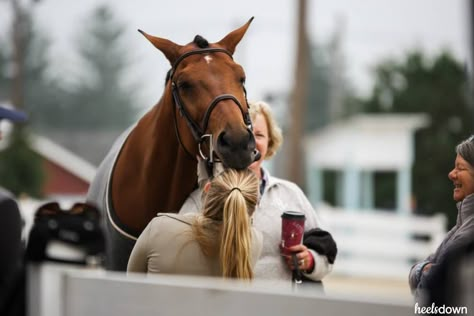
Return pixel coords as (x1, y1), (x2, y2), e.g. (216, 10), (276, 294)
(87, 126), (137, 271)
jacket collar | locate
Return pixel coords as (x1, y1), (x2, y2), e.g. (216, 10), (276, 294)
(260, 167), (288, 194)
(456, 193), (474, 225)
(260, 167), (269, 195)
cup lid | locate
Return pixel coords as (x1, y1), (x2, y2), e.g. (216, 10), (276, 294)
(281, 211), (305, 220)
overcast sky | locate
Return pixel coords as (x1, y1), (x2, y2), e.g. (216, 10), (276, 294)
(0, 0), (471, 111)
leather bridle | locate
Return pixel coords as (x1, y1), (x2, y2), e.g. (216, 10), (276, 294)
(169, 48), (253, 163)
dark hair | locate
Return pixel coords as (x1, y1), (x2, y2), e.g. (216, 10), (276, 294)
(456, 135), (474, 167)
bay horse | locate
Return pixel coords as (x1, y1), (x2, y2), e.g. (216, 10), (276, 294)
(87, 18), (258, 271)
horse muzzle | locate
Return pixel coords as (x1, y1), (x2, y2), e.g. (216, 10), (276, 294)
(215, 128), (257, 170)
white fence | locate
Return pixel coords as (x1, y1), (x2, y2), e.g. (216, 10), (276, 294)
(318, 206), (447, 279)
(27, 264), (413, 316)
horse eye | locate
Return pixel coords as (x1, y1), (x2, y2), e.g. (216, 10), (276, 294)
(240, 77), (246, 85)
(178, 81), (192, 90)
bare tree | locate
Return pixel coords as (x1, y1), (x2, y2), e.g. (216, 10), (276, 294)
(9, 0), (40, 110)
(10, 0), (26, 109)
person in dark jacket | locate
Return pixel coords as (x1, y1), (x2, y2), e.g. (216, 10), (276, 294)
(0, 105), (27, 316)
(420, 239), (474, 307)
(409, 135), (474, 305)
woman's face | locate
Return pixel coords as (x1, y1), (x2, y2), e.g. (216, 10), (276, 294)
(448, 154), (474, 202)
(249, 113), (269, 177)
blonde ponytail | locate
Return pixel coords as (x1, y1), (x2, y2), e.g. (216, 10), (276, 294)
(192, 169), (259, 280)
(220, 189), (253, 279)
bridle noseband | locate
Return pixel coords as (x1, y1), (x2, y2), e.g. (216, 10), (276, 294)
(169, 48), (252, 163)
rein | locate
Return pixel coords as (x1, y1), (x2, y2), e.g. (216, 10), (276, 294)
(169, 48), (252, 163)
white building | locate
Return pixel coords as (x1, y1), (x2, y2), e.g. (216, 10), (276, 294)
(303, 114), (447, 281)
(305, 113), (430, 214)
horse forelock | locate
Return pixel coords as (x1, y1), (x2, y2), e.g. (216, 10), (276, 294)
(193, 35), (209, 48)
(164, 35), (210, 84)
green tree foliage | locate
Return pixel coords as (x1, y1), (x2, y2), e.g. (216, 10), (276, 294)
(66, 5), (138, 130)
(22, 26), (69, 128)
(360, 50), (473, 226)
(0, 128), (44, 198)
(0, 4), (140, 196)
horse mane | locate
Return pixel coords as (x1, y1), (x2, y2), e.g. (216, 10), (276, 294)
(165, 35), (210, 83)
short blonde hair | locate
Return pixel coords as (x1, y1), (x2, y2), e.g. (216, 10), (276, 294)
(249, 101), (283, 160)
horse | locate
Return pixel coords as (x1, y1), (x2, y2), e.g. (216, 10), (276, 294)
(87, 18), (258, 271)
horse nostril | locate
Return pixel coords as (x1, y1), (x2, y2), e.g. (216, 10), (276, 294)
(252, 149), (261, 162)
(218, 132), (230, 148)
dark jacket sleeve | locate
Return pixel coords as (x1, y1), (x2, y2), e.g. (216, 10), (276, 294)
(0, 195), (24, 312)
(303, 228), (338, 264)
(417, 239), (474, 306)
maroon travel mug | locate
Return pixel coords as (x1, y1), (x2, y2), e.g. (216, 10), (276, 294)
(280, 211), (305, 256)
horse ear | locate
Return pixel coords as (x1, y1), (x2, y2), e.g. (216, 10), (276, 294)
(138, 29), (182, 64)
(216, 17), (254, 55)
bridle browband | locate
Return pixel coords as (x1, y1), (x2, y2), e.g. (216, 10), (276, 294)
(169, 47), (253, 161)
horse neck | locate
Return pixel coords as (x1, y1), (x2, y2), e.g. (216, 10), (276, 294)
(111, 93), (198, 233)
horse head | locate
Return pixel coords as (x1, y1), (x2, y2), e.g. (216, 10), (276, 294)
(138, 18), (258, 170)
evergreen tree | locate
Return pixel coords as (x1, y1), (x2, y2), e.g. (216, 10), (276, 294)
(360, 50), (473, 226)
(22, 26), (69, 128)
(66, 5), (138, 130)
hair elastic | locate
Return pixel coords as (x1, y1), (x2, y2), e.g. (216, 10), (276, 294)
(230, 187), (242, 193)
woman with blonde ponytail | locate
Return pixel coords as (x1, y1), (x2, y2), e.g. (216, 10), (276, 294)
(180, 101), (336, 286)
(127, 169), (262, 280)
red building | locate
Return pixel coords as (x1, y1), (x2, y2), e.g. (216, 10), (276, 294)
(30, 135), (96, 198)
